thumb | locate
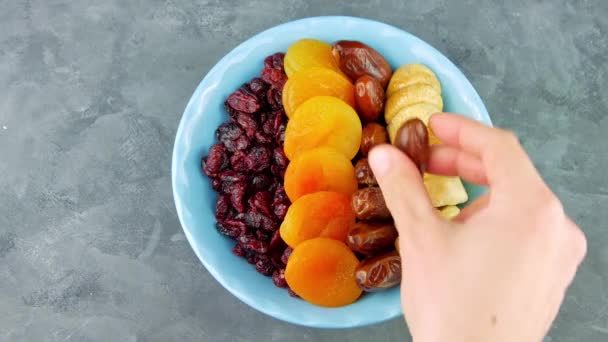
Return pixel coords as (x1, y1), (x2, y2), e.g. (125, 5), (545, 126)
(368, 144), (442, 245)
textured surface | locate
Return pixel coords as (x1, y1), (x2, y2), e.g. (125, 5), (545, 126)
(0, 0), (607, 341)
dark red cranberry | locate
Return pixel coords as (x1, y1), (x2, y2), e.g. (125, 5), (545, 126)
(219, 170), (246, 183)
(211, 178), (222, 191)
(233, 135), (250, 152)
(245, 145), (272, 172)
(255, 229), (271, 242)
(202, 144), (228, 177)
(249, 77), (269, 98)
(248, 191), (273, 216)
(238, 235), (269, 254)
(227, 87), (261, 113)
(229, 150), (247, 172)
(216, 123), (246, 152)
(255, 257), (275, 276)
(255, 131), (272, 144)
(236, 212), (277, 231)
(275, 122), (286, 144)
(268, 230), (284, 252)
(266, 87), (283, 110)
(229, 182), (247, 213)
(262, 67), (287, 90)
(250, 174), (271, 192)
(273, 147), (288, 170)
(272, 269), (288, 288)
(235, 112), (258, 138)
(232, 243), (246, 257)
(273, 110), (284, 132)
(264, 52), (285, 70)
(262, 112), (276, 135)
(273, 200), (289, 220)
(216, 220), (246, 239)
(215, 195), (231, 220)
(281, 247), (293, 265)
(246, 253), (256, 264)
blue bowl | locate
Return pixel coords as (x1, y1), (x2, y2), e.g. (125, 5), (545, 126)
(172, 16), (491, 328)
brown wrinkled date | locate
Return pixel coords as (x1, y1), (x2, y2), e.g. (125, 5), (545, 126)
(332, 41), (393, 88)
(360, 122), (388, 156)
(354, 158), (377, 186)
(351, 187), (391, 221)
(354, 75), (385, 123)
(394, 118), (430, 173)
(346, 222), (398, 256)
(355, 251), (402, 291)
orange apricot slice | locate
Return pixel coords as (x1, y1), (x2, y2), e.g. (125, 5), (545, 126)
(282, 67), (355, 118)
(284, 39), (341, 78)
(284, 96), (362, 160)
(285, 238), (362, 307)
(284, 147), (357, 202)
(280, 191), (355, 248)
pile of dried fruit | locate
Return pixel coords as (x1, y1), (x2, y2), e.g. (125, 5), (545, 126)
(202, 38), (469, 307)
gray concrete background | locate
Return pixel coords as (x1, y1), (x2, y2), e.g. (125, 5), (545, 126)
(0, 0), (607, 341)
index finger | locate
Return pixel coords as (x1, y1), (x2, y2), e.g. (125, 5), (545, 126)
(429, 113), (543, 193)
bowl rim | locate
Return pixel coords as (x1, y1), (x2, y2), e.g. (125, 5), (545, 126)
(172, 15), (491, 328)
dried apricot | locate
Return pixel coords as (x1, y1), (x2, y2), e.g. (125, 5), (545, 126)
(280, 191), (355, 248)
(284, 96), (362, 160)
(282, 67), (355, 118)
(284, 147), (357, 202)
(284, 39), (341, 78)
(285, 238), (362, 307)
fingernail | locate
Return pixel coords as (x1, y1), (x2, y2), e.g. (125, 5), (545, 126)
(368, 146), (392, 177)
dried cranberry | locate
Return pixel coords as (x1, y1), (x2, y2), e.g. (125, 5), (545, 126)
(235, 113), (258, 138)
(238, 235), (268, 254)
(219, 170), (246, 183)
(216, 123), (246, 152)
(216, 220), (245, 239)
(229, 182), (247, 213)
(272, 269), (288, 288)
(224, 101), (240, 120)
(227, 87), (261, 113)
(275, 122), (286, 144)
(262, 112), (276, 135)
(266, 87), (283, 110)
(255, 229), (270, 242)
(255, 258), (275, 276)
(255, 131), (272, 144)
(281, 247), (293, 265)
(215, 195), (231, 220)
(211, 178), (222, 191)
(202, 144), (228, 177)
(237, 212), (277, 231)
(273, 110), (284, 132)
(264, 52), (285, 70)
(245, 145), (272, 172)
(268, 230), (284, 252)
(232, 243), (246, 257)
(229, 150), (247, 172)
(262, 68), (287, 90)
(250, 174), (271, 192)
(246, 253), (256, 264)
(273, 147), (288, 170)
(233, 135), (250, 152)
(248, 191), (273, 216)
(273, 200), (289, 220)
(249, 77), (269, 98)
(287, 288), (299, 298)
(274, 185), (288, 203)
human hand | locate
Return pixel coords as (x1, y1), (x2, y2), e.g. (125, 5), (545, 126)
(368, 113), (587, 342)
